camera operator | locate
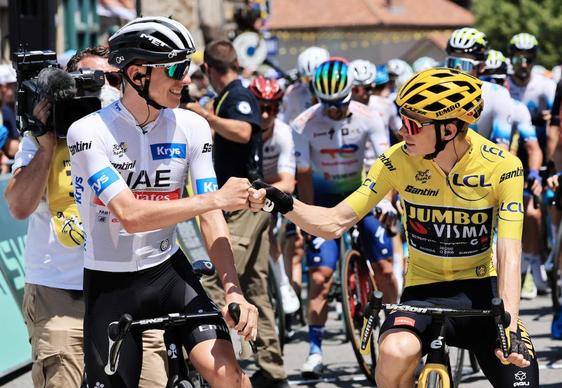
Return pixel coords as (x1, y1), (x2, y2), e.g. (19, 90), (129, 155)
(3, 46), (165, 388)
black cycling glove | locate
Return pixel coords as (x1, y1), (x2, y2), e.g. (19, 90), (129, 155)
(251, 180), (294, 214)
(509, 331), (532, 361)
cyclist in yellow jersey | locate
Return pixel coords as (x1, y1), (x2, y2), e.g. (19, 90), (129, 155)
(249, 68), (538, 387)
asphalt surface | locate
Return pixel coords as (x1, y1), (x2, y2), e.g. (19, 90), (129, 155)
(2, 293), (561, 387)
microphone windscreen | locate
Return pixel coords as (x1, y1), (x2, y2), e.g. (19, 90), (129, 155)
(37, 67), (76, 101)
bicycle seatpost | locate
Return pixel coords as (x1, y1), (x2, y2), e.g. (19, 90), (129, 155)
(227, 303), (257, 353)
(360, 290), (384, 354)
(105, 314), (133, 375)
(491, 298), (511, 359)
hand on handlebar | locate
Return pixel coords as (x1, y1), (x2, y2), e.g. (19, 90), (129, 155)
(223, 294), (258, 342)
(374, 198), (398, 234)
(494, 331), (532, 368)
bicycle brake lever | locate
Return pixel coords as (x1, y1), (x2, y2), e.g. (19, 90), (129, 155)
(227, 303), (257, 354)
(105, 314), (133, 375)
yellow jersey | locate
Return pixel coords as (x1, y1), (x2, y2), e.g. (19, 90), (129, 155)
(345, 130), (524, 287)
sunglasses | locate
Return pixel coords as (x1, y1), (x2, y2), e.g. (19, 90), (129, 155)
(104, 72), (122, 88)
(259, 102), (280, 116)
(511, 55), (534, 66)
(143, 61), (191, 80)
(445, 56), (480, 72)
(320, 98), (350, 110)
(399, 108), (434, 135)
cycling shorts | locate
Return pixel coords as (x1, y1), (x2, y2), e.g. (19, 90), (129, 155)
(379, 277), (539, 388)
(83, 249), (231, 388)
(306, 213), (393, 271)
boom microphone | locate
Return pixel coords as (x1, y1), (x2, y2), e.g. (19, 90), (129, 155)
(36, 67), (77, 101)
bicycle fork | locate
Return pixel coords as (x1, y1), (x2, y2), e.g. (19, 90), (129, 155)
(418, 316), (453, 388)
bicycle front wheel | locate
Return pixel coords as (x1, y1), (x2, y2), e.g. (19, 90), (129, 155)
(341, 249), (378, 383)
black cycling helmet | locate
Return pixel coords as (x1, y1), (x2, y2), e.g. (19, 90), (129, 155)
(109, 16), (196, 68)
(108, 16), (196, 109)
(446, 27), (488, 61)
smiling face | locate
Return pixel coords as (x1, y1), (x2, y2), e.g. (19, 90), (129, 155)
(143, 66), (191, 108)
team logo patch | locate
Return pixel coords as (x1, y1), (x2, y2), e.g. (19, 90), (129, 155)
(404, 200), (493, 258)
(196, 177), (218, 194)
(475, 265), (487, 277)
(394, 316), (416, 327)
(150, 143), (187, 160)
(160, 239), (170, 252)
(87, 167), (120, 197)
(237, 101), (252, 115)
(415, 170), (431, 183)
(113, 142), (128, 157)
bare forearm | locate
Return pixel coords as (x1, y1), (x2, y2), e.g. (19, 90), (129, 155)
(285, 200), (356, 240)
(199, 210), (242, 298)
(496, 238), (521, 331)
(208, 115), (251, 143)
(5, 148), (54, 219)
(525, 140), (543, 171)
(110, 191), (224, 233)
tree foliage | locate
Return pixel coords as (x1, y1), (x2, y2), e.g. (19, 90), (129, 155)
(473, 0), (562, 68)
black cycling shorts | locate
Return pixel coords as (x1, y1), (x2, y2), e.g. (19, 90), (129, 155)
(83, 249), (231, 388)
(379, 277), (539, 388)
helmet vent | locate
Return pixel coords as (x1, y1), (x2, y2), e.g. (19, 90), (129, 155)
(424, 101), (446, 112)
(427, 84), (448, 94)
(447, 92), (464, 103)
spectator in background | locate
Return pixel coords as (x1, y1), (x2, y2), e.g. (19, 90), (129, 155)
(187, 40), (290, 388)
(0, 64), (20, 173)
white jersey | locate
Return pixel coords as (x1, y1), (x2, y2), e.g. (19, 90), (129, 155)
(511, 98), (537, 143)
(368, 95), (402, 134)
(366, 95), (400, 168)
(263, 119), (296, 182)
(13, 137), (83, 290)
(292, 101), (389, 195)
(508, 73), (556, 122)
(471, 81), (513, 145)
(67, 100), (218, 272)
(280, 82), (315, 124)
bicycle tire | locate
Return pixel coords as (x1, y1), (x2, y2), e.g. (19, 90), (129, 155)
(268, 262), (286, 352)
(341, 249), (377, 383)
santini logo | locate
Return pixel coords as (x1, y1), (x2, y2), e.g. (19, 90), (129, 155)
(150, 143), (187, 160)
(69, 141), (91, 155)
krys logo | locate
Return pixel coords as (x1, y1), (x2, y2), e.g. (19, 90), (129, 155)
(320, 144), (358, 159)
(196, 177), (218, 194)
(88, 167), (119, 197)
(404, 200), (493, 258)
(74, 176), (85, 204)
(151, 143), (186, 160)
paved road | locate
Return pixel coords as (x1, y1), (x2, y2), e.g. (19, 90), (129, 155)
(3, 294), (561, 387)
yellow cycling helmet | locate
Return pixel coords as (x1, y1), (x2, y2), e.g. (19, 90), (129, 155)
(396, 67), (484, 125)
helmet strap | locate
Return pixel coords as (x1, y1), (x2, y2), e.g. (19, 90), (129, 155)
(423, 121), (458, 160)
(123, 67), (166, 110)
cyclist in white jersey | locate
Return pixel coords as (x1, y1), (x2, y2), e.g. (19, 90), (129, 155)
(369, 64), (403, 146)
(292, 58), (398, 377)
(248, 76), (301, 317)
(67, 17), (258, 388)
(445, 28), (513, 147)
(506, 33), (555, 297)
(507, 33), (557, 161)
(280, 47), (329, 125)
